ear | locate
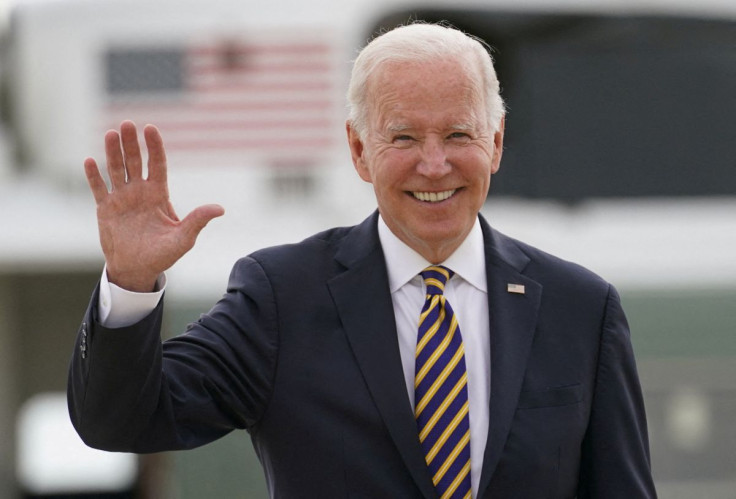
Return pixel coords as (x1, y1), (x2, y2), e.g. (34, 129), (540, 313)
(490, 115), (505, 175)
(346, 121), (372, 183)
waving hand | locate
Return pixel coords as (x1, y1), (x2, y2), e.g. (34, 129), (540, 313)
(85, 121), (225, 292)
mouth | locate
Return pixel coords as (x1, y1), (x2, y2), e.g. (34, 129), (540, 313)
(411, 189), (457, 203)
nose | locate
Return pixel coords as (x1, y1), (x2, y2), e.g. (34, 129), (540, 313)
(416, 137), (451, 178)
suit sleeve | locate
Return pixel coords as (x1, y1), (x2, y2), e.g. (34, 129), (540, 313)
(67, 256), (279, 453)
(577, 285), (657, 498)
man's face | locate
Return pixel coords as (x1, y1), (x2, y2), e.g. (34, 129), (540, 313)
(347, 59), (504, 263)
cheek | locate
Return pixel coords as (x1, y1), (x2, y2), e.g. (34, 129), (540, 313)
(456, 152), (494, 181)
(373, 151), (417, 185)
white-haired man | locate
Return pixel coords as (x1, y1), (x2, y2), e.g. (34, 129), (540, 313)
(69, 23), (656, 498)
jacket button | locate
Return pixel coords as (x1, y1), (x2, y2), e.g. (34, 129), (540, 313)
(80, 322), (88, 359)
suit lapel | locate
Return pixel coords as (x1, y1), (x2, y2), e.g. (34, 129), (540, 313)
(327, 213), (437, 499)
(477, 218), (542, 497)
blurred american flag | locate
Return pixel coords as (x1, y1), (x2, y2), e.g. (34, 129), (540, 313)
(102, 34), (340, 166)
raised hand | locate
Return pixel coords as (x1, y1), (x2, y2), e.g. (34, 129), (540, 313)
(85, 121), (225, 292)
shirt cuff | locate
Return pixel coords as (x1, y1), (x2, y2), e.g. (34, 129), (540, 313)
(98, 265), (166, 328)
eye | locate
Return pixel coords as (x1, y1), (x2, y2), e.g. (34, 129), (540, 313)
(448, 132), (471, 140)
(393, 134), (414, 142)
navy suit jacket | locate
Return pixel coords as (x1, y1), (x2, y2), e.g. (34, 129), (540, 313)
(68, 212), (656, 498)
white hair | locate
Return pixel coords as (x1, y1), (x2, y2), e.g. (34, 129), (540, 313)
(347, 22), (506, 139)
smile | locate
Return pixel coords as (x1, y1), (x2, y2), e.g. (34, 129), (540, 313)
(411, 189), (457, 202)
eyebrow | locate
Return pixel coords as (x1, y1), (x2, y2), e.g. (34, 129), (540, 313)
(386, 123), (476, 133)
(387, 124), (411, 133)
(450, 123), (475, 131)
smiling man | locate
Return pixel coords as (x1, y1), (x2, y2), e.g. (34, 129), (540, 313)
(69, 23), (657, 498)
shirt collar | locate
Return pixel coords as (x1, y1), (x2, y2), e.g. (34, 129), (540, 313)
(377, 215), (487, 293)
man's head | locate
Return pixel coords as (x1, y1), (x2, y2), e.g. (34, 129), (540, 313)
(346, 23), (506, 263)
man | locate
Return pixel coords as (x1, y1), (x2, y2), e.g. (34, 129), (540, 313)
(69, 23), (657, 498)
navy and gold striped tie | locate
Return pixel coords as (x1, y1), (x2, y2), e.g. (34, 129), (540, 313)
(415, 265), (472, 499)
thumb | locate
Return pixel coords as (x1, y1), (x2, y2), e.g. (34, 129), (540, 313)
(180, 204), (225, 241)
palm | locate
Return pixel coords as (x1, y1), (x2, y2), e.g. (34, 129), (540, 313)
(86, 121), (224, 292)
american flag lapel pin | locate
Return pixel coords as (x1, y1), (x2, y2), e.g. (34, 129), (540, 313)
(507, 283), (526, 294)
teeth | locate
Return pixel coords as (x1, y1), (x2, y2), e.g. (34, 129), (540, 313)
(412, 189), (456, 202)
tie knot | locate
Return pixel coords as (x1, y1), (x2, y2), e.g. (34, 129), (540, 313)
(420, 265), (454, 295)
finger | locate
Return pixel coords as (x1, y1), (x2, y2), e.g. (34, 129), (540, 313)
(180, 204), (226, 242)
(143, 124), (168, 184)
(105, 129), (126, 190)
(84, 157), (109, 204)
(120, 120), (143, 181)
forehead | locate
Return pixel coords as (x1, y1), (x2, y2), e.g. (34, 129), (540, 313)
(367, 59), (485, 128)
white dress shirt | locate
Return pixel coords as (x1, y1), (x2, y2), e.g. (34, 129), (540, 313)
(377, 216), (491, 497)
(98, 266), (165, 328)
(99, 216), (491, 495)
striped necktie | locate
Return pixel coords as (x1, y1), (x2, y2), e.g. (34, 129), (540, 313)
(415, 265), (472, 499)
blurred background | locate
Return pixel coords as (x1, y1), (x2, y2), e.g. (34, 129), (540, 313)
(0, 0), (734, 497)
